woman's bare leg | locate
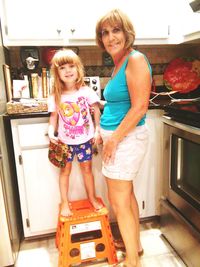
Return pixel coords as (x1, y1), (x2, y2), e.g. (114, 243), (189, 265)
(106, 178), (141, 267)
(59, 162), (73, 216)
(131, 189), (143, 253)
(80, 160), (103, 210)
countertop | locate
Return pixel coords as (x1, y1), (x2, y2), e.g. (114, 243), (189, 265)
(2, 98), (172, 120)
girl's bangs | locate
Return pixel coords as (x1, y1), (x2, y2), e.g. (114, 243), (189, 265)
(54, 55), (77, 67)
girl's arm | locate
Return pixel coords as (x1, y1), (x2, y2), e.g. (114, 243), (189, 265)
(99, 100), (107, 110)
(48, 111), (58, 143)
(91, 102), (102, 145)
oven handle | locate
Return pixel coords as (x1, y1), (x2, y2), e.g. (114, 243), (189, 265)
(169, 134), (172, 189)
(177, 138), (182, 181)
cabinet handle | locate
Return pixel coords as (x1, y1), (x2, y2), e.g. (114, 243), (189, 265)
(26, 218), (30, 228)
(71, 28), (75, 34)
(5, 25), (8, 35)
(19, 155), (23, 165)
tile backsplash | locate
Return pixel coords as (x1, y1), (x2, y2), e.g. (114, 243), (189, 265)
(7, 44), (200, 89)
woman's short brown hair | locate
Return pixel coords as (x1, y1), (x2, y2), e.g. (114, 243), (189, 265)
(96, 9), (135, 50)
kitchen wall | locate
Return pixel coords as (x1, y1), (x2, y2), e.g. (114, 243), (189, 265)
(6, 43), (200, 90)
(0, 26), (6, 106)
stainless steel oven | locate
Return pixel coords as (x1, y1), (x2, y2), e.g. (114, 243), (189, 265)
(161, 116), (200, 267)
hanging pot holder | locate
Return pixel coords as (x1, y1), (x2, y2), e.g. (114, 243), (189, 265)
(48, 140), (68, 168)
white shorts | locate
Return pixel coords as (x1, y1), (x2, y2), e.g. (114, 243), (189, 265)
(100, 125), (149, 181)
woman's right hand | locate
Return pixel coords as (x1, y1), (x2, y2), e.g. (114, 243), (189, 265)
(102, 136), (118, 164)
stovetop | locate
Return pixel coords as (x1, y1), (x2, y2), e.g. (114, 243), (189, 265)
(164, 98), (200, 128)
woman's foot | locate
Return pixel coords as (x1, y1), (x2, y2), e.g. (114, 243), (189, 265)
(138, 242), (144, 256)
(114, 259), (141, 267)
(114, 239), (144, 256)
(114, 239), (125, 251)
(89, 197), (103, 211)
(138, 249), (144, 257)
(60, 201), (73, 217)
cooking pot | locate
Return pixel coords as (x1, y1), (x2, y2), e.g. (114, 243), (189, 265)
(42, 47), (59, 66)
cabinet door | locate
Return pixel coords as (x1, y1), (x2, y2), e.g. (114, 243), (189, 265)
(67, 0), (114, 44)
(22, 148), (60, 236)
(11, 117), (113, 237)
(134, 110), (164, 218)
(183, 13), (200, 43)
(122, 0), (169, 43)
(1, 0), (170, 46)
(69, 0), (169, 42)
(0, 0), (64, 46)
(11, 118), (61, 237)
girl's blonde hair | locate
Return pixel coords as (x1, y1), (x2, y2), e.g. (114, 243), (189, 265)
(50, 49), (85, 106)
(96, 9), (135, 50)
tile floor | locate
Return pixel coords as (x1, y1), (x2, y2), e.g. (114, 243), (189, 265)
(15, 219), (187, 267)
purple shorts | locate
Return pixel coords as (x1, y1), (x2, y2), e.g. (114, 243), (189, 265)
(67, 140), (93, 162)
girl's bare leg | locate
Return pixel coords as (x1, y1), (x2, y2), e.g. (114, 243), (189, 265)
(80, 160), (103, 210)
(59, 162), (73, 216)
(106, 178), (141, 267)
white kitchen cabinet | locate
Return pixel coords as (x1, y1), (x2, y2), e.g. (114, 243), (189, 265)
(10, 110), (163, 237)
(167, 0), (200, 44)
(0, 0), (171, 46)
(134, 109), (164, 218)
(182, 12), (200, 43)
(0, 0), (65, 46)
(1, 0), (199, 46)
(10, 116), (111, 238)
(11, 117), (60, 237)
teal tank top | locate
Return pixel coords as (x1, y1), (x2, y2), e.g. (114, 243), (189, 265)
(100, 50), (152, 130)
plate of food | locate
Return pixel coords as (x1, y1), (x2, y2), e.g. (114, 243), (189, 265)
(163, 57), (200, 93)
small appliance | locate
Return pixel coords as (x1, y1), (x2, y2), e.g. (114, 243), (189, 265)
(84, 76), (101, 99)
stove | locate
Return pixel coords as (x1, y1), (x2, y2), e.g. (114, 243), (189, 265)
(164, 98), (200, 128)
(84, 76), (101, 99)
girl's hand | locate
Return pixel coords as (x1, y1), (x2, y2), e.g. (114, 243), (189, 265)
(49, 136), (58, 144)
(102, 136), (118, 164)
(89, 105), (95, 115)
(48, 124), (58, 144)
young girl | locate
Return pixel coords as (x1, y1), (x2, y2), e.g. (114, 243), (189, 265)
(48, 49), (103, 217)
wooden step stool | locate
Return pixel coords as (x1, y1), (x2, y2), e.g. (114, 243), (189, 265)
(56, 198), (117, 267)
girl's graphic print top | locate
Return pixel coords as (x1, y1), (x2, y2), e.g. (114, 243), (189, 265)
(48, 86), (100, 145)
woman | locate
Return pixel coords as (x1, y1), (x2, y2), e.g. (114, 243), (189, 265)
(96, 9), (152, 267)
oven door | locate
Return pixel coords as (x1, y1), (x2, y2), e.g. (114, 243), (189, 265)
(163, 116), (200, 233)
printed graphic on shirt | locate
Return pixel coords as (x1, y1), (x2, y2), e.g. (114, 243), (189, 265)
(59, 96), (90, 140)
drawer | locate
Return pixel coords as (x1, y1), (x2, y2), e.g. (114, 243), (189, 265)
(18, 123), (49, 147)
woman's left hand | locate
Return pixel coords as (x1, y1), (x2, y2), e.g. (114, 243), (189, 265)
(93, 131), (103, 145)
(102, 136), (118, 164)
